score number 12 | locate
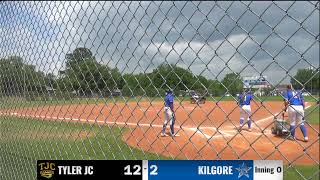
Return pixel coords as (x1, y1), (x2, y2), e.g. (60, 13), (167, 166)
(124, 164), (158, 176)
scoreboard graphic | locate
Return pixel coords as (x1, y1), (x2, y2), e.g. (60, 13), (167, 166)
(243, 76), (269, 89)
(37, 160), (283, 180)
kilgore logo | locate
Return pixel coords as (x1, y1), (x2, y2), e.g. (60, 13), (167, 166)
(38, 162), (55, 179)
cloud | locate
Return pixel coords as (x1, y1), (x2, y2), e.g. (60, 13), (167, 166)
(0, 1), (318, 86)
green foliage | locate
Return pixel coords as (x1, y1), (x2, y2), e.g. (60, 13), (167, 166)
(60, 47), (123, 96)
(221, 73), (243, 96)
(121, 84), (133, 96)
(1, 49), (248, 99)
(151, 64), (194, 90)
(65, 47), (95, 67)
(145, 86), (166, 97)
(207, 79), (224, 96)
(0, 56), (49, 96)
(291, 68), (319, 92)
(120, 64), (226, 97)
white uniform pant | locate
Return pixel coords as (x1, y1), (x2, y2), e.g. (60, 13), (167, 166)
(162, 107), (175, 134)
(164, 107), (174, 125)
(288, 105), (304, 126)
(240, 105), (252, 120)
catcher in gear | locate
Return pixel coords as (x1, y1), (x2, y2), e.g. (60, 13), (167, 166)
(190, 91), (206, 104)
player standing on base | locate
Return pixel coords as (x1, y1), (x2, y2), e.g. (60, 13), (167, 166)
(283, 85), (308, 142)
(238, 90), (254, 131)
(161, 90), (179, 137)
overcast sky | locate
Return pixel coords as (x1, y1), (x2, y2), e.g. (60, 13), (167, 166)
(0, 1), (319, 86)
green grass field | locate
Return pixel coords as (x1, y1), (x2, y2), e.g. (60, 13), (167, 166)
(284, 165), (319, 180)
(305, 105), (320, 124)
(1, 117), (167, 160)
(0, 117), (170, 179)
(0, 97), (141, 109)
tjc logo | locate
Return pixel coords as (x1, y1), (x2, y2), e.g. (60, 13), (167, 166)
(38, 162), (55, 179)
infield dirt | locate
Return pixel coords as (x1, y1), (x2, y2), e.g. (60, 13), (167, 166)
(1, 101), (318, 165)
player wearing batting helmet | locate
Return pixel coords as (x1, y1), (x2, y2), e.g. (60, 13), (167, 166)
(238, 89), (254, 131)
(161, 89), (179, 137)
(283, 85), (308, 142)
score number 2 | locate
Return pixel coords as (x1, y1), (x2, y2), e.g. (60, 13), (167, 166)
(124, 165), (141, 175)
(150, 165), (158, 175)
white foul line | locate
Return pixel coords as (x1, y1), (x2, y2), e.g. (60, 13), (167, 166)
(0, 111), (223, 139)
(0, 103), (312, 140)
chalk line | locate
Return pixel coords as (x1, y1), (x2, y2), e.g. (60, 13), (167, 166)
(0, 103), (312, 140)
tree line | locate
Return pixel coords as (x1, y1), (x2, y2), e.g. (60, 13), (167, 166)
(0, 47), (318, 99)
(55, 47), (229, 97)
(0, 56), (49, 97)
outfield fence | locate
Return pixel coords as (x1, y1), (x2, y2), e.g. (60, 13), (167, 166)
(0, 1), (319, 179)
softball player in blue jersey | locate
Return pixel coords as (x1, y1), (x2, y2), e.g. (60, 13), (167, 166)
(238, 90), (254, 131)
(161, 90), (179, 137)
(283, 85), (308, 142)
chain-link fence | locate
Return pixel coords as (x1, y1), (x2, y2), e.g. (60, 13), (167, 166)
(0, 1), (319, 180)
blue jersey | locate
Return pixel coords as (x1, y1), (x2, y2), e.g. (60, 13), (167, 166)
(283, 90), (304, 106)
(238, 93), (253, 106)
(164, 92), (174, 109)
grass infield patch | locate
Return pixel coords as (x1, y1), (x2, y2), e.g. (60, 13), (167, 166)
(0, 117), (170, 179)
(305, 105), (320, 125)
(284, 165), (319, 180)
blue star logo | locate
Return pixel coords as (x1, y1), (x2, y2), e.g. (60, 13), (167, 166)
(235, 162), (252, 178)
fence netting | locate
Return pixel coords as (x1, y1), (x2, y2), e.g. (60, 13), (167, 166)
(0, 1), (319, 180)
